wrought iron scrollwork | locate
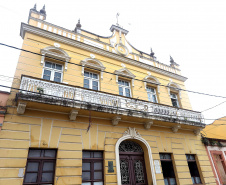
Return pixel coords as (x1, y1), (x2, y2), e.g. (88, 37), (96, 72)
(119, 140), (143, 152)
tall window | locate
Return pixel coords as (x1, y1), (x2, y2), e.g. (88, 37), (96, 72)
(170, 93), (179, 108)
(23, 149), (57, 185)
(84, 71), (99, 90)
(160, 153), (177, 185)
(118, 79), (131, 97)
(186, 154), (202, 184)
(43, 61), (63, 82)
(82, 151), (104, 185)
(147, 87), (158, 103)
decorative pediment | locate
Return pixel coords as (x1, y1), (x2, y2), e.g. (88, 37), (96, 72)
(40, 46), (71, 71)
(115, 67), (136, 86)
(80, 58), (106, 80)
(143, 75), (160, 93)
(167, 81), (181, 99)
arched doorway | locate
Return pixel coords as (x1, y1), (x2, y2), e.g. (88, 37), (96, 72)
(119, 140), (148, 185)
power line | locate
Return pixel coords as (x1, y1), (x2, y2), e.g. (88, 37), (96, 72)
(1, 42), (226, 99)
(202, 101), (226, 112)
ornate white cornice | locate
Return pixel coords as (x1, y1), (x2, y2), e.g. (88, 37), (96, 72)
(20, 23), (188, 82)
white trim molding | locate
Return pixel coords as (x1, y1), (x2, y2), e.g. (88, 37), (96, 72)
(115, 127), (157, 185)
(167, 81), (182, 99)
(20, 23), (188, 82)
(40, 46), (71, 71)
(80, 58), (106, 80)
(115, 67), (136, 87)
(143, 75), (160, 93)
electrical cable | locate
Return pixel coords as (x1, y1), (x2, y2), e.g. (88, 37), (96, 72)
(1, 42), (226, 99)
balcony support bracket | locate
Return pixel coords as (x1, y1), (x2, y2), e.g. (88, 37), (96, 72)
(144, 120), (153, 130)
(69, 109), (79, 121)
(194, 128), (202, 136)
(17, 102), (27, 115)
(172, 125), (181, 133)
(112, 116), (121, 126)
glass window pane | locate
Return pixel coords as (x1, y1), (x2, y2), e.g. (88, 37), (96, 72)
(56, 64), (62, 70)
(84, 79), (90, 89)
(41, 172), (53, 182)
(94, 182), (103, 185)
(94, 152), (103, 158)
(125, 88), (130, 97)
(24, 173), (38, 183)
(82, 182), (91, 185)
(94, 162), (102, 170)
(43, 162), (55, 171)
(83, 151), (91, 158)
(84, 71), (89, 77)
(164, 178), (169, 185)
(125, 81), (129, 86)
(169, 178), (176, 185)
(28, 150), (41, 157)
(82, 172), (91, 180)
(43, 70), (51, 80)
(92, 81), (98, 90)
(45, 62), (52, 68)
(27, 162), (39, 172)
(195, 177), (201, 183)
(93, 73), (98, 79)
(94, 172), (102, 180)
(83, 163), (91, 171)
(54, 72), (61, 82)
(148, 94), (151, 101)
(119, 87), (123, 96)
(191, 177), (195, 184)
(152, 95), (157, 103)
(44, 150), (56, 158)
(118, 80), (122, 85)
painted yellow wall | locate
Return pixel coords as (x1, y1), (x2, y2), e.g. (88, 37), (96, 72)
(0, 9), (216, 185)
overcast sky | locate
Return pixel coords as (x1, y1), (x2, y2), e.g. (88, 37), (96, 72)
(0, 0), (226, 124)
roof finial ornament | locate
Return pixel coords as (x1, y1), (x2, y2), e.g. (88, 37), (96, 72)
(76, 19), (82, 29)
(116, 13), (120, 26)
(150, 48), (155, 57)
(170, 55), (179, 66)
(31, 4), (37, 11)
(40, 5), (46, 15)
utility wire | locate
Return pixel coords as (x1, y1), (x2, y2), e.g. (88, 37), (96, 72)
(202, 101), (226, 112)
(1, 83), (226, 122)
(1, 42), (226, 99)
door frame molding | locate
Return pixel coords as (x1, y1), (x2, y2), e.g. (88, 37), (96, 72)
(115, 127), (157, 185)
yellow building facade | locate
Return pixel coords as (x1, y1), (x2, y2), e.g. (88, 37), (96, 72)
(0, 5), (216, 185)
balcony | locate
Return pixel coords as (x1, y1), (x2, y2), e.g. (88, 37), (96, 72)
(17, 76), (204, 127)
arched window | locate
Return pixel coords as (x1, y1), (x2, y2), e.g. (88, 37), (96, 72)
(143, 75), (160, 103)
(167, 81), (181, 108)
(80, 58), (105, 90)
(40, 46), (71, 83)
(115, 68), (135, 98)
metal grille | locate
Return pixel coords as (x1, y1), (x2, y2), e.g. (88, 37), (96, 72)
(120, 159), (130, 184)
(119, 141), (143, 152)
(134, 160), (145, 183)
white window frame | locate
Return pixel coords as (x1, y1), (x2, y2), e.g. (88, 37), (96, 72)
(118, 79), (131, 97)
(147, 86), (158, 103)
(83, 71), (99, 91)
(170, 92), (180, 108)
(42, 61), (63, 83)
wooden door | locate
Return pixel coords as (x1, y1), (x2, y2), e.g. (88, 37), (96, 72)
(119, 140), (148, 185)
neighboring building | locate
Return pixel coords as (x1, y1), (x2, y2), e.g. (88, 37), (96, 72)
(0, 91), (9, 131)
(202, 117), (226, 185)
(0, 4), (216, 185)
